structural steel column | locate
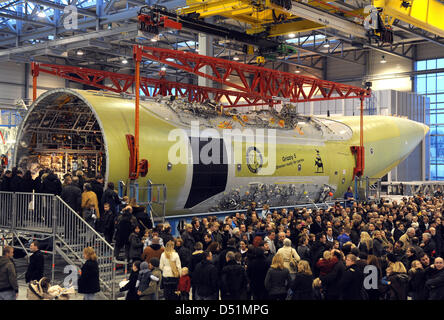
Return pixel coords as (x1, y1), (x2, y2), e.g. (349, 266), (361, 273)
(198, 32), (213, 91)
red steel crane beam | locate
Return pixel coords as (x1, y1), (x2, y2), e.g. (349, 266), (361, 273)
(31, 62), (273, 107)
(135, 45), (371, 103)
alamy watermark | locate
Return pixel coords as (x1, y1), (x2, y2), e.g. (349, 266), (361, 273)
(63, 5), (78, 30)
(167, 121), (277, 175)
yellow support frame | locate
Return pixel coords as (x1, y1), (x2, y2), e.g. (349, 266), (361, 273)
(177, 0), (364, 37)
(373, 0), (444, 38)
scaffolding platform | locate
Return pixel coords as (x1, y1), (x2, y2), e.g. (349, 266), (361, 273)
(381, 181), (444, 196)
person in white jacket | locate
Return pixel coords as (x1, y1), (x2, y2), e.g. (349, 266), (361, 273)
(277, 238), (300, 280)
(159, 240), (181, 300)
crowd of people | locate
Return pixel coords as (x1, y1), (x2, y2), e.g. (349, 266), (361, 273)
(1, 167), (444, 300)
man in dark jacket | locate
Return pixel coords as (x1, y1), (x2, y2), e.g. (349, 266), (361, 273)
(25, 241), (44, 283)
(61, 177), (82, 214)
(101, 182), (120, 215)
(114, 206), (138, 260)
(175, 238), (192, 269)
(181, 224), (196, 252)
(247, 247), (270, 300)
(425, 257), (444, 300)
(221, 251), (248, 300)
(339, 254), (365, 300)
(218, 238), (237, 274)
(90, 175), (104, 214)
(0, 246), (18, 300)
(191, 219), (205, 243)
(128, 225), (144, 262)
(102, 203), (117, 243)
(9, 169), (23, 192)
(41, 171), (62, 195)
(193, 251), (219, 300)
(0, 170), (12, 191)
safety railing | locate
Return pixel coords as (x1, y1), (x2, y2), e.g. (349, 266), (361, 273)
(354, 177), (382, 201)
(0, 191), (116, 300)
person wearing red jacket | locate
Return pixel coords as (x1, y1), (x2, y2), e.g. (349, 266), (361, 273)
(176, 267), (191, 300)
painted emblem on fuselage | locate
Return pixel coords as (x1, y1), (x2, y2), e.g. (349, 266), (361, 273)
(315, 149), (324, 173)
(246, 146), (263, 174)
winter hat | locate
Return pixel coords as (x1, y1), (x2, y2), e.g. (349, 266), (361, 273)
(149, 257), (160, 268)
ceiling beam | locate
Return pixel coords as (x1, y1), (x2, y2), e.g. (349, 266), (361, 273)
(27, 0), (98, 18)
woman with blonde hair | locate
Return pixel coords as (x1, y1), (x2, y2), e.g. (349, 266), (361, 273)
(290, 260), (314, 300)
(159, 240), (181, 300)
(384, 261), (409, 300)
(77, 247), (100, 300)
(358, 231), (373, 254)
(264, 253), (291, 300)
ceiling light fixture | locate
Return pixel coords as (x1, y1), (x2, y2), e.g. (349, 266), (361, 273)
(76, 50), (84, 56)
(288, 33), (296, 38)
(233, 56), (240, 61)
(38, 7), (46, 18)
(380, 55), (387, 64)
(121, 58), (128, 64)
(323, 40), (330, 48)
(295, 68), (301, 74)
(161, 66), (166, 71)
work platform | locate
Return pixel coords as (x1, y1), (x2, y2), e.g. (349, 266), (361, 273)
(381, 181), (444, 196)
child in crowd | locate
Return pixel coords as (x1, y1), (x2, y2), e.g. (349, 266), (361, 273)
(176, 267), (191, 300)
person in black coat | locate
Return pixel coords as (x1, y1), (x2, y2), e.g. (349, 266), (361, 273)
(61, 178), (82, 214)
(246, 247), (270, 300)
(319, 250), (345, 300)
(101, 182), (121, 215)
(120, 261), (140, 300)
(0, 170), (12, 191)
(264, 253), (291, 300)
(339, 254), (364, 300)
(25, 241), (44, 283)
(78, 247), (100, 300)
(9, 169), (23, 192)
(102, 203), (117, 244)
(128, 226), (144, 263)
(425, 257), (444, 300)
(181, 225), (196, 252)
(175, 238), (192, 269)
(191, 219), (205, 244)
(193, 251), (219, 300)
(90, 175), (104, 212)
(114, 207), (137, 260)
(21, 171), (34, 193)
(41, 171), (62, 195)
(408, 261), (427, 300)
(290, 260), (314, 300)
(220, 251), (248, 300)
(218, 238), (237, 274)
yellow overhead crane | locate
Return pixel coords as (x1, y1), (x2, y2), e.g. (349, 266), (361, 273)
(176, 0), (363, 37)
(373, 0), (444, 38)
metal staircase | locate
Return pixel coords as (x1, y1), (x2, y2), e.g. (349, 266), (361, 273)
(0, 191), (118, 299)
